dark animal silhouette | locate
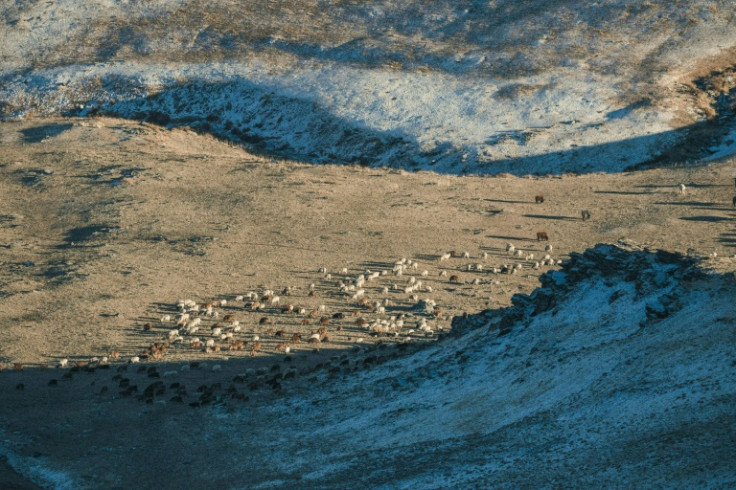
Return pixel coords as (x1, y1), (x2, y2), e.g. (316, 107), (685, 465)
(581, 209), (591, 221)
(535, 194), (544, 203)
(536, 231), (549, 241)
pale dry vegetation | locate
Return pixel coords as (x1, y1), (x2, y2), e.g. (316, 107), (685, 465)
(1, 117), (735, 369)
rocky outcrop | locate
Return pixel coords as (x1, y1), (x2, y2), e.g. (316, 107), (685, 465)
(452, 239), (705, 336)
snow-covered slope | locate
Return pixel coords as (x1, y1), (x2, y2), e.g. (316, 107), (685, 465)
(2, 1), (736, 174)
(213, 241), (735, 487)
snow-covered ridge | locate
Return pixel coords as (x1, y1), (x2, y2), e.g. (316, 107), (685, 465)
(222, 241), (735, 487)
(454, 239), (703, 335)
(2, 1), (736, 174)
(2, 61), (680, 175)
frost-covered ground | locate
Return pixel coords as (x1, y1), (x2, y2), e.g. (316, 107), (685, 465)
(210, 242), (736, 487)
(2, 0), (736, 174)
(3, 242), (733, 488)
(1, 2), (736, 487)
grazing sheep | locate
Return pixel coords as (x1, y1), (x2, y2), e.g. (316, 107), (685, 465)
(275, 341), (290, 352)
(536, 231), (549, 241)
(439, 252), (451, 261)
(545, 243), (553, 252)
(581, 209), (591, 221)
(449, 274), (460, 283)
(175, 313), (190, 327)
(679, 183), (686, 194)
(535, 194), (544, 203)
(506, 243), (515, 254)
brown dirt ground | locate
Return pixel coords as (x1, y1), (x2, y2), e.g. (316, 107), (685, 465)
(0, 116), (735, 487)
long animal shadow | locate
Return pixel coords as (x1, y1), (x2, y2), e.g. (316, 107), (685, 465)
(522, 214), (577, 221)
(716, 210), (736, 248)
(594, 190), (651, 195)
(679, 216), (732, 223)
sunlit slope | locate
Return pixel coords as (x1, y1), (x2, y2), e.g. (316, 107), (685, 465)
(1, 1), (735, 173)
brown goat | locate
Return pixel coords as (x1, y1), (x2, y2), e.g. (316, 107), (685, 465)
(536, 231), (549, 241)
(449, 274), (460, 283)
(250, 342), (262, 356)
(275, 341), (290, 352)
(228, 340), (245, 351)
(535, 194), (544, 203)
